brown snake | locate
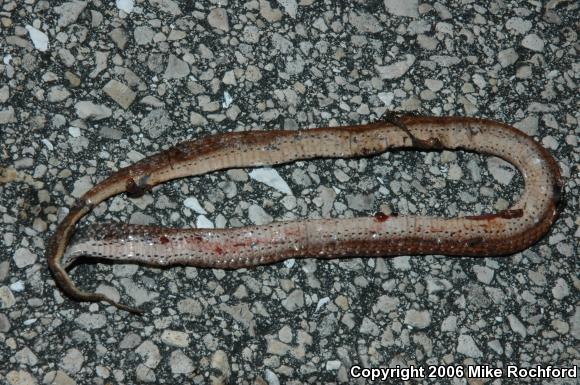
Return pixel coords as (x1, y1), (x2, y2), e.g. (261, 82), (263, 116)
(47, 116), (562, 314)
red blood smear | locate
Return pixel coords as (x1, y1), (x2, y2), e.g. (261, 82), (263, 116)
(214, 246), (223, 254)
(374, 212), (390, 222)
(187, 236), (203, 243)
(159, 236), (169, 244)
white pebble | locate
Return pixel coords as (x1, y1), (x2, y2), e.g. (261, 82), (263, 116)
(184, 197), (207, 214)
(249, 167), (292, 195)
(25, 25), (49, 52)
(41, 139), (54, 151)
(222, 91), (233, 108)
(196, 215), (214, 229)
(283, 258), (295, 268)
(68, 126), (81, 138)
(315, 297), (330, 312)
(9, 281), (24, 292)
(116, 0), (134, 13)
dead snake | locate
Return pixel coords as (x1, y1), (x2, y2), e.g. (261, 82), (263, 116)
(47, 116), (562, 314)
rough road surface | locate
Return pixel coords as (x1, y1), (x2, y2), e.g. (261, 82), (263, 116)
(0, 1), (578, 384)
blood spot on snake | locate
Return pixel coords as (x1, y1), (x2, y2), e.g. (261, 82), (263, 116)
(373, 212), (391, 222)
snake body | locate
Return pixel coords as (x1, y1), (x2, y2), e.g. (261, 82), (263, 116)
(47, 116), (562, 313)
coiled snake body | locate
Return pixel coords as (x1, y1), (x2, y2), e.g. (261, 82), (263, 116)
(47, 116), (562, 313)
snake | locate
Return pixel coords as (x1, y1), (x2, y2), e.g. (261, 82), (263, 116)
(46, 116), (562, 314)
